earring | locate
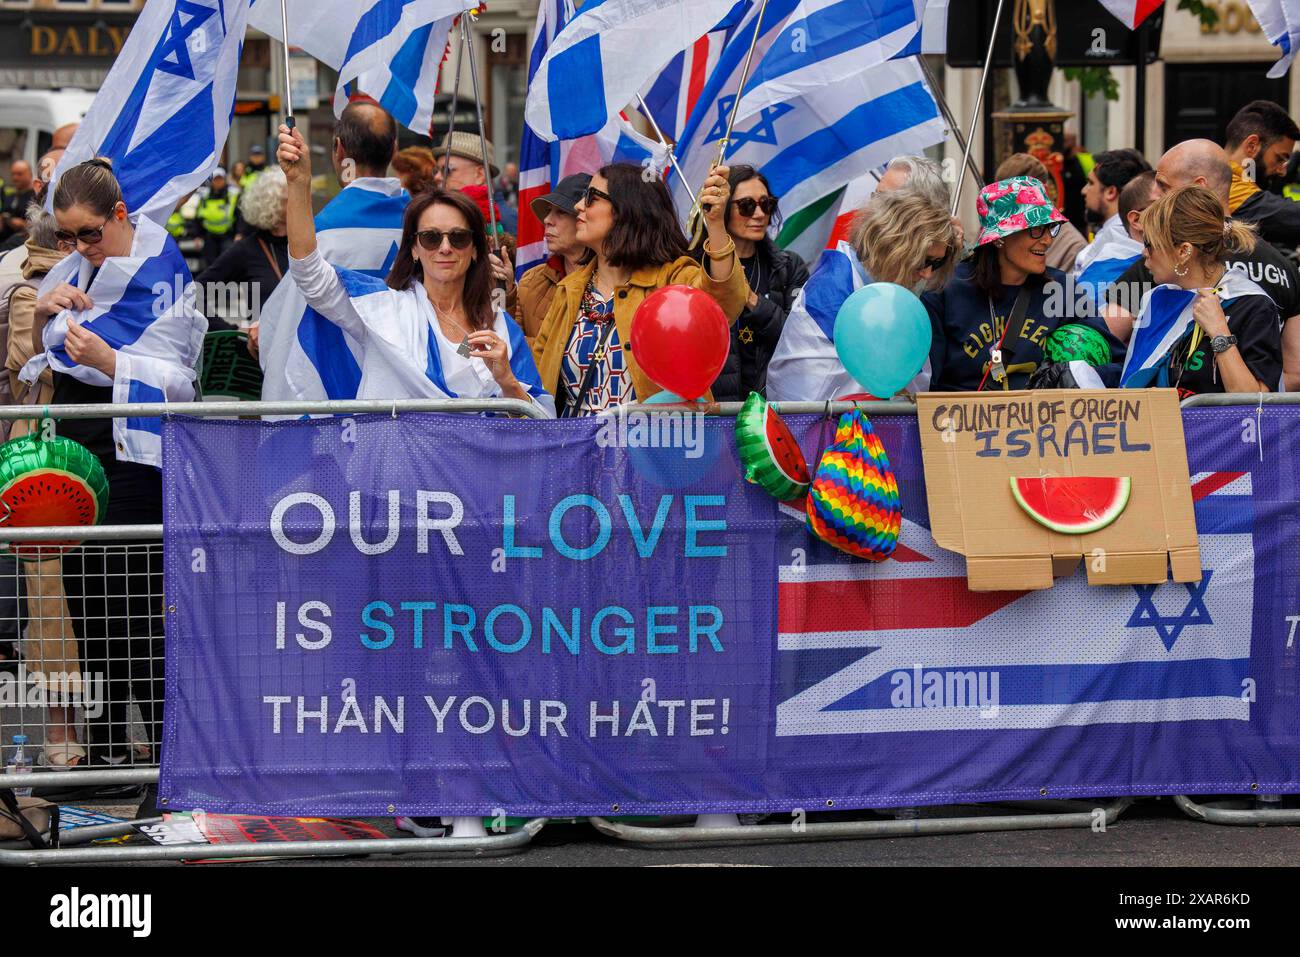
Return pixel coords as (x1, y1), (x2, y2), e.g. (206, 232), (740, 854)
(1174, 260), (1189, 277)
(995, 240), (1005, 249)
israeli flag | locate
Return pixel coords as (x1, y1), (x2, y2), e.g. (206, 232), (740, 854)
(21, 217), (206, 467)
(1121, 269), (1265, 388)
(1247, 1), (1300, 77)
(249, 0), (475, 131)
(312, 266), (554, 415)
(766, 241), (870, 402)
(524, 0), (743, 141)
(1076, 238), (1143, 312)
(731, 0), (922, 123)
(259, 180), (408, 402)
(49, 0), (249, 225)
(339, 15), (456, 134)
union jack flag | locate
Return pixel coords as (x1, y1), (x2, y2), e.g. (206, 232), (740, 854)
(775, 417), (1254, 738)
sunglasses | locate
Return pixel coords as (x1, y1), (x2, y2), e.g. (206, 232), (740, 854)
(733, 196), (778, 217)
(54, 214), (113, 251)
(416, 228), (474, 251)
(921, 248), (952, 272)
(581, 185), (615, 209)
(1025, 222), (1063, 241)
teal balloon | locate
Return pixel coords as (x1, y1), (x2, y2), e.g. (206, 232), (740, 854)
(833, 282), (932, 398)
(643, 391), (704, 405)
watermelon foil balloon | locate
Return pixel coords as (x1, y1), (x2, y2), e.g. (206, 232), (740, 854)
(1042, 323), (1111, 367)
(734, 393), (811, 502)
(0, 434), (109, 560)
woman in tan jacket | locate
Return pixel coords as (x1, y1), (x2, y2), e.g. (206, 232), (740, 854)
(3, 208), (83, 767)
(531, 163), (747, 415)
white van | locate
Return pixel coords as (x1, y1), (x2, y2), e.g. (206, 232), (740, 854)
(0, 88), (96, 184)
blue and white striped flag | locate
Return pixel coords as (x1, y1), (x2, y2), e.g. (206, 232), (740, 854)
(1076, 237), (1143, 313)
(22, 217), (206, 466)
(1247, 0), (1300, 77)
(259, 180), (408, 402)
(49, 0), (249, 225)
(249, 0), (474, 132)
(731, 0), (922, 123)
(668, 2), (945, 224)
(339, 16), (456, 135)
(523, 0), (743, 141)
(1121, 270), (1265, 388)
(766, 240), (869, 402)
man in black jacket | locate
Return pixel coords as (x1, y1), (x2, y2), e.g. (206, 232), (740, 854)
(1224, 100), (1300, 250)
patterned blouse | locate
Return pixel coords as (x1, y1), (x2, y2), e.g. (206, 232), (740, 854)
(559, 278), (633, 415)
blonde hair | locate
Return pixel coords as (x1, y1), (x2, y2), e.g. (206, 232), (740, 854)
(238, 167), (287, 232)
(1141, 184), (1256, 266)
(849, 189), (957, 290)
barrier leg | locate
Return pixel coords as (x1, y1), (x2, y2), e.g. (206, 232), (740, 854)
(588, 798), (1133, 846)
(1172, 794), (1300, 826)
(0, 816), (549, 865)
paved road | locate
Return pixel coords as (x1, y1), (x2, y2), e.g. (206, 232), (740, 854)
(46, 796), (1300, 867)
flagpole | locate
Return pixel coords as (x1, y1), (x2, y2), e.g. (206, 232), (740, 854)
(686, 0), (771, 245)
(279, 0), (295, 129)
(951, 0), (1007, 215)
(918, 56), (983, 203)
(634, 93), (695, 198)
(462, 12), (500, 248)
(444, 17), (467, 172)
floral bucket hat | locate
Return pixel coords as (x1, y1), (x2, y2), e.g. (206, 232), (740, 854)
(975, 175), (1068, 247)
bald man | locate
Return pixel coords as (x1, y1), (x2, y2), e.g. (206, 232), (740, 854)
(1104, 139), (1299, 390)
(331, 100), (398, 185)
(1, 160), (35, 242)
(50, 123), (78, 151)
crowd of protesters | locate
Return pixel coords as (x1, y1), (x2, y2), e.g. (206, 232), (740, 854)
(6, 94), (1300, 830)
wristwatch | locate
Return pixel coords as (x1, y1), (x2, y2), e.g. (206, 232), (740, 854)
(1210, 334), (1238, 354)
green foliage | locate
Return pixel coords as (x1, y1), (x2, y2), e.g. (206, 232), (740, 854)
(1176, 0), (1219, 29)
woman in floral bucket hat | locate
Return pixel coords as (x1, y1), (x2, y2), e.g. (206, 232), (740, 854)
(923, 175), (1124, 392)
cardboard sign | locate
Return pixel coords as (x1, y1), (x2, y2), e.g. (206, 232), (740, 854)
(917, 389), (1200, 591)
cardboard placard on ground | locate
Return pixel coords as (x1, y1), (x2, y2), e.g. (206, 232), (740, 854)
(917, 389), (1200, 591)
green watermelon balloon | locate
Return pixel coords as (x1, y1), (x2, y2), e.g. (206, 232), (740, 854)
(0, 434), (108, 560)
(1042, 323), (1111, 367)
(735, 392), (811, 503)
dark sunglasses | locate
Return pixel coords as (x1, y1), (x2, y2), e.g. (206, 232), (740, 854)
(1025, 222), (1063, 241)
(581, 185), (615, 209)
(921, 248), (952, 272)
(733, 196), (778, 217)
(54, 214), (113, 251)
(416, 228), (474, 251)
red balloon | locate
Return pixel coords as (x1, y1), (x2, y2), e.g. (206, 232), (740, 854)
(629, 285), (730, 400)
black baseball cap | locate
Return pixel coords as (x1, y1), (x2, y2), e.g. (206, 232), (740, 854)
(530, 173), (592, 220)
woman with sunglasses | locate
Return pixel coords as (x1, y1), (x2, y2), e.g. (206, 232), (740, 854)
(531, 163), (747, 414)
(924, 176), (1124, 392)
(689, 165), (808, 401)
(767, 188), (957, 401)
(277, 125), (553, 415)
(28, 159), (205, 803)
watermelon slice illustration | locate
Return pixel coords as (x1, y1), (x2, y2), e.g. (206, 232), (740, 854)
(1010, 476), (1131, 535)
(734, 392), (811, 503)
(0, 434), (109, 560)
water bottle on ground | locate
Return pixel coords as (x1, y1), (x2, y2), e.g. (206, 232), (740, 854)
(5, 734), (33, 797)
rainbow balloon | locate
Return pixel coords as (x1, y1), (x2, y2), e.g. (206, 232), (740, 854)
(805, 410), (901, 562)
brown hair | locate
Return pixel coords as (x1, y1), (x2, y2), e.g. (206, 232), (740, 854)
(1141, 184), (1257, 266)
(849, 189), (957, 291)
(52, 158), (122, 216)
(392, 146), (437, 195)
(596, 163), (688, 271)
(996, 153), (1058, 204)
(386, 189), (495, 331)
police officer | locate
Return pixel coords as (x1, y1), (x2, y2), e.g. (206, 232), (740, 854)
(197, 167), (238, 268)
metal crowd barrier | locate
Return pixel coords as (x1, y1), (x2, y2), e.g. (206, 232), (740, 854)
(2, 395), (1294, 861)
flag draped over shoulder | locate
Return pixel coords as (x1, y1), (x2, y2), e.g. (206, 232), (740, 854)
(248, 0), (475, 133)
(1121, 269), (1265, 388)
(49, 0), (249, 225)
(1076, 237), (1143, 313)
(22, 217), (206, 466)
(258, 180), (408, 402)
